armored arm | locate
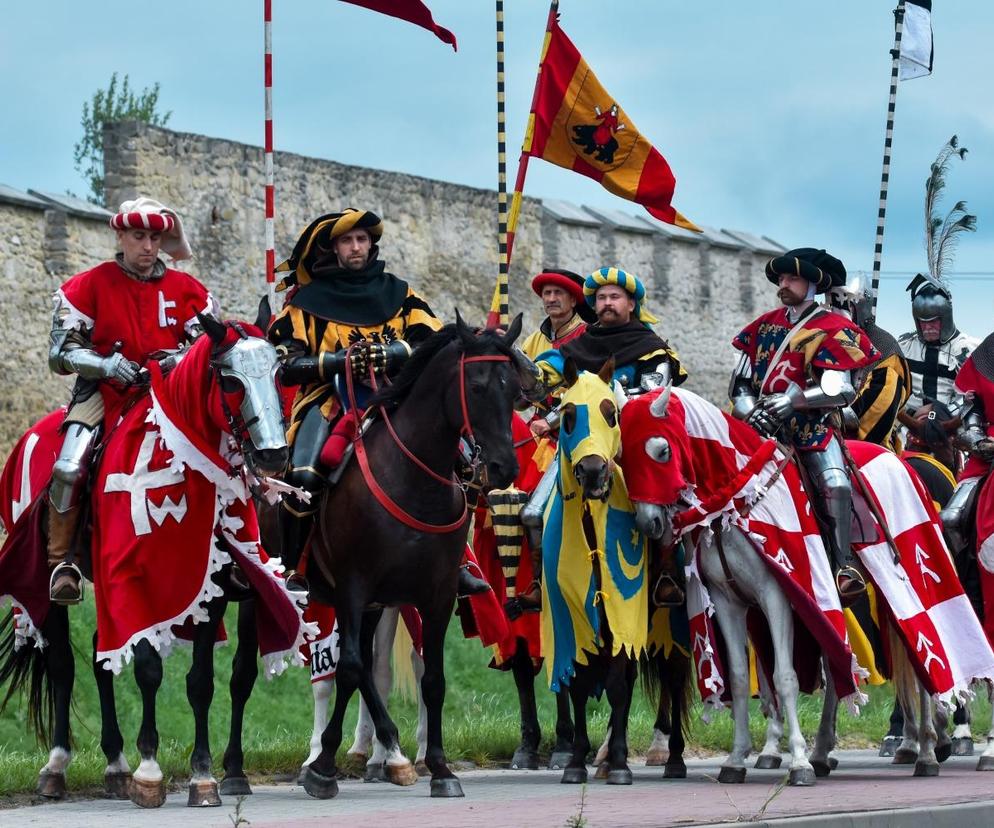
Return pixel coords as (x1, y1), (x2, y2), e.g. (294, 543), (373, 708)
(278, 339), (412, 385)
(729, 352), (758, 421)
(953, 398), (994, 460)
(48, 322), (139, 385)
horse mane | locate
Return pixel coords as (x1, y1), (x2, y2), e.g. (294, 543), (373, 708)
(369, 324), (512, 411)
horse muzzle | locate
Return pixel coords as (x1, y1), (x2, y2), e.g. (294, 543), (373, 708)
(246, 445), (289, 477)
(634, 502), (668, 540)
(574, 456), (611, 501)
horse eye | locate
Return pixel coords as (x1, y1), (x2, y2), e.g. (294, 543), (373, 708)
(561, 404), (576, 435)
(645, 437), (670, 463)
(220, 374), (242, 394)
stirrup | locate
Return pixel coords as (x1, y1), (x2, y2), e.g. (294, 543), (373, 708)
(49, 563), (84, 606)
(652, 573), (685, 608)
(835, 566), (866, 601)
(284, 569), (310, 597)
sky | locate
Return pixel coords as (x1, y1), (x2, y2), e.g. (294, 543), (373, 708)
(3, 1), (994, 340)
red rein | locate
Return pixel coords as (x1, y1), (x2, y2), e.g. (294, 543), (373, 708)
(347, 348), (509, 534)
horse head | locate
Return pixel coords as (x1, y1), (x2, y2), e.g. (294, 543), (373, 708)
(557, 357), (620, 502)
(199, 298), (288, 478)
(618, 383), (692, 545)
(450, 310), (524, 489)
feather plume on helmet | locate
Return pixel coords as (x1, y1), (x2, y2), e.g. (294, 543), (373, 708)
(275, 208), (384, 291)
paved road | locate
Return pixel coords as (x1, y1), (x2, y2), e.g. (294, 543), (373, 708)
(6, 749), (993, 827)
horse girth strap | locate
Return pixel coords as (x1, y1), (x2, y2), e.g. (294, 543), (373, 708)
(712, 519), (755, 607)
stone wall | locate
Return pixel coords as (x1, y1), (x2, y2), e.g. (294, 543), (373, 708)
(0, 121), (784, 459)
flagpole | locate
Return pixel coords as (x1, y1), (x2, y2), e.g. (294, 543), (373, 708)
(506, 0), (559, 268)
(264, 0), (276, 310)
(870, 0), (907, 312)
(495, 0), (510, 328)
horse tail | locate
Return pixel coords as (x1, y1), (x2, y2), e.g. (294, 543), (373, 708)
(392, 615), (418, 703)
(0, 608), (54, 745)
(638, 650), (660, 705)
(640, 648), (693, 733)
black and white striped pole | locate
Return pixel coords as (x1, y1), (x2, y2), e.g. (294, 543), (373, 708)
(871, 0), (907, 312)
(495, 0), (510, 329)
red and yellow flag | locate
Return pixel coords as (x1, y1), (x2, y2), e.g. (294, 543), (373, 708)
(524, 17), (698, 231)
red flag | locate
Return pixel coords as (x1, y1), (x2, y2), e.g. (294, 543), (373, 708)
(525, 17), (697, 231)
(339, 0), (457, 51)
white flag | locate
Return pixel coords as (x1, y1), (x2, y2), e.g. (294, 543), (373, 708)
(900, 0), (933, 81)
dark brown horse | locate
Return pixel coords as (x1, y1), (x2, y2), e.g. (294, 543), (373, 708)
(301, 315), (526, 799)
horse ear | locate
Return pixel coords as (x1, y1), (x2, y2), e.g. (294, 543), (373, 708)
(650, 382), (673, 418)
(454, 308), (476, 347)
(597, 356), (615, 385)
(563, 357), (579, 388)
(502, 313), (523, 347)
(255, 296), (272, 331)
(199, 313), (228, 346)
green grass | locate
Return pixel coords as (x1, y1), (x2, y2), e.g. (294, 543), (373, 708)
(1, 595), (990, 797)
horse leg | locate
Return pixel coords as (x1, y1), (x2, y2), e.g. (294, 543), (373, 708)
(758, 580), (815, 786)
(754, 662), (784, 770)
(361, 608), (407, 782)
(710, 592), (752, 784)
(893, 691), (920, 765)
(303, 598), (365, 799)
(913, 683), (940, 777)
(934, 698), (951, 762)
(420, 604), (462, 797)
(603, 654), (636, 785)
(221, 599), (257, 796)
(664, 653), (688, 779)
(880, 696), (905, 756)
(646, 652), (671, 768)
(413, 645), (428, 773)
(509, 645), (541, 770)
(185, 597), (226, 807)
(978, 684), (994, 771)
(561, 674), (590, 784)
(350, 608), (397, 771)
(809, 656), (839, 777)
(36, 606), (73, 800)
(299, 676), (334, 782)
(91, 631), (130, 799)
(951, 696), (974, 756)
(129, 640), (166, 808)
(548, 688), (575, 770)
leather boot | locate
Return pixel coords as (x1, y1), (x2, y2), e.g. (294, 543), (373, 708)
(457, 562), (491, 597)
(48, 506), (83, 605)
(280, 506), (313, 596)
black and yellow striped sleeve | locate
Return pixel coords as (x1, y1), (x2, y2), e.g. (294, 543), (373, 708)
(853, 354), (911, 449)
(400, 289), (442, 346)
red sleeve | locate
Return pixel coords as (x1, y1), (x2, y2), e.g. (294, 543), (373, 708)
(732, 318), (760, 359)
(955, 358), (980, 396)
(58, 269), (98, 325)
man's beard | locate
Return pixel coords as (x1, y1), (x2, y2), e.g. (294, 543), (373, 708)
(778, 289), (803, 306)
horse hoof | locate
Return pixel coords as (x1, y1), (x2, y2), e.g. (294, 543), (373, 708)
(828, 757), (839, 770)
(36, 771), (67, 800)
(129, 777), (167, 809)
(594, 762), (608, 780)
(343, 752), (368, 774)
(913, 761), (940, 778)
(510, 747), (539, 770)
(561, 766), (588, 784)
(718, 766), (746, 784)
(364, 762), (386, 783)
(644, 747), (669, 767)
(429, 777), (464, 798)
(606, 768), (633, 785)
(220, 775), (252, 796)
(663, 762), (687, 779)
(951, 737), (975, 757)
(548, 751), (572, 771)
(878, 735), (902, 757)
(415, 761), (430, 777)
(187, 779), (222, 807)
(104, 771), (132, 799)
(936, 742), (952, 763)
(302, 767), (339, 800)
(976, 755), (994, 771)
(810, 760), (831, 778)
(386, 762), (419, 787)
(754, 754), (782, 770)
(297, 767), (309, 785)
(789, 768), (816, 787)
(892, 748), (918, 765)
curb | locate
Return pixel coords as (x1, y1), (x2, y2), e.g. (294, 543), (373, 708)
(690, 799), (994, 828)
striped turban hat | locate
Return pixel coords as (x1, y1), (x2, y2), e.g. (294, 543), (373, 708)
(276, 208), (384, 288)
(110, 196), (192, 261)
(765, 248), (846, 295)
(583, 267), (659, 325)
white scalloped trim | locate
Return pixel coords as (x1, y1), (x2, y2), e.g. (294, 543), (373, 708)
(1, 596), (46, 651)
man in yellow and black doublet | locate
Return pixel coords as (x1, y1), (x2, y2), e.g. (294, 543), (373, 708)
(268, 209), (441, 590)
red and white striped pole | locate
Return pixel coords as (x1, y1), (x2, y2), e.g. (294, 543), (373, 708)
(264, 0), (276, 308)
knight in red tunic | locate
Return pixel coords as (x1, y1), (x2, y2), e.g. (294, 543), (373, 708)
(730, 248), (879, 603)
(46, 197), (218, 603)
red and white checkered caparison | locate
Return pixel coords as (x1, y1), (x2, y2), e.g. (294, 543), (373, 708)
(109, 211), (175, 233)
